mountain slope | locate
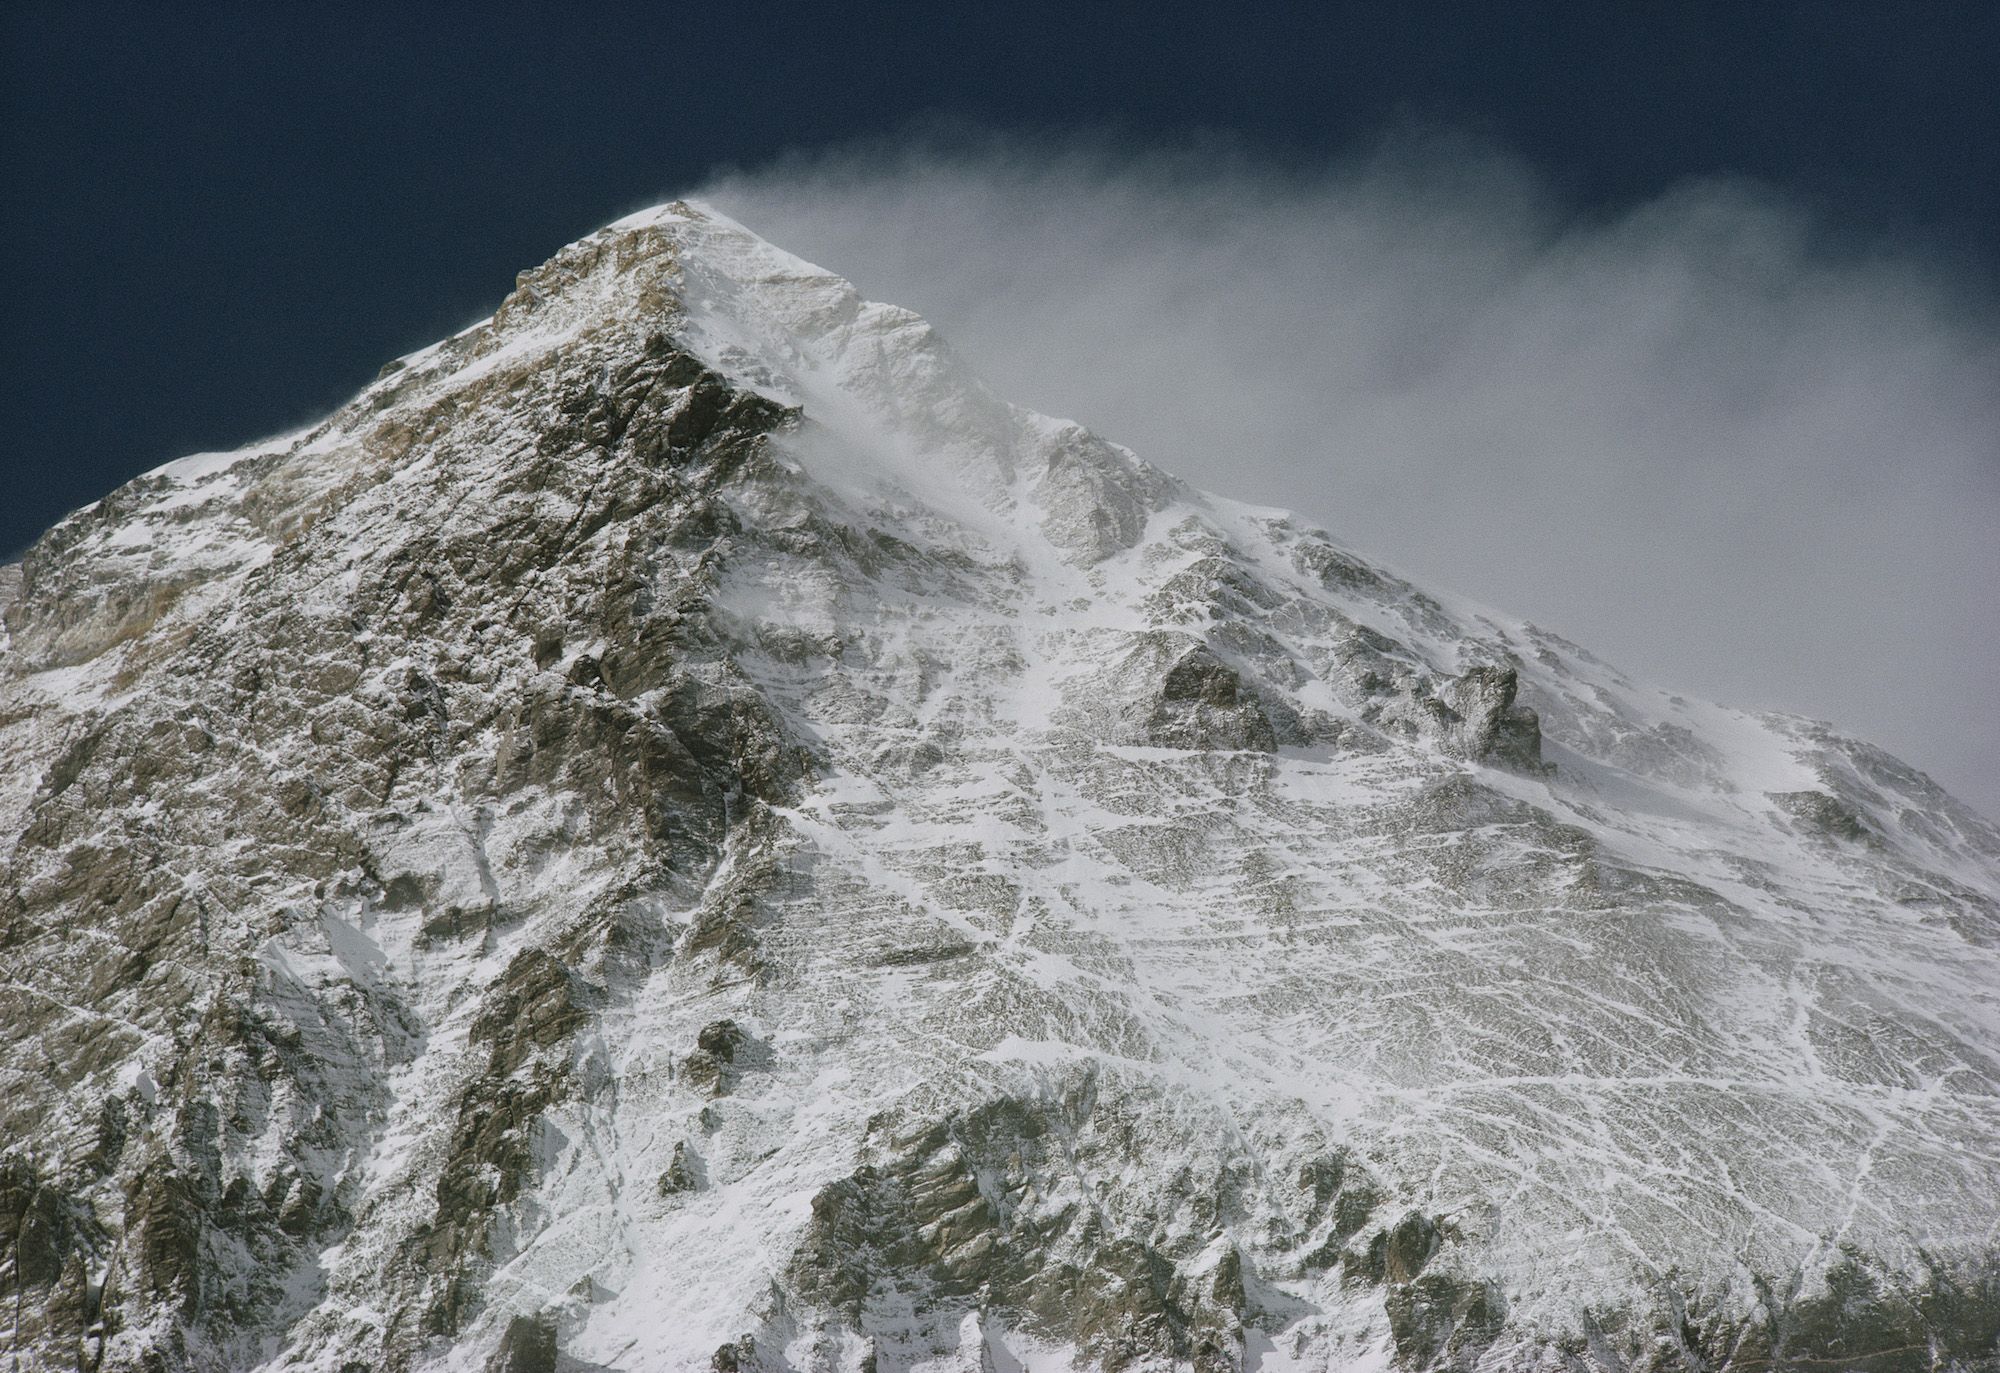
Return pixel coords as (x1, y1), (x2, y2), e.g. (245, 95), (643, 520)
(3, 202), (1998, 1372)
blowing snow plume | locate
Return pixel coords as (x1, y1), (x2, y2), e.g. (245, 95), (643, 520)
(698, 132), (2000, 818)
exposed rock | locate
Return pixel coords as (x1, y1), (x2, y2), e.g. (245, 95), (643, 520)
(1771, 788), (1875, 844)
(658, 1141), (702, 1197)
(786, 1085), (1252, 1370)
(485, 1313), (558, 1373)
(1384, 1270), (1505, 1371)
(1442, 665), (1548, 772)
(1033, 427), (1177, 563)
(683, 1019), (756, 1096)
(1367, 663), (1550, 773)
(1147, 643), (1279, 753)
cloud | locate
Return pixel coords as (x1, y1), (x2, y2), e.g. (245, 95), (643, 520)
(699, 129), (2000, 816)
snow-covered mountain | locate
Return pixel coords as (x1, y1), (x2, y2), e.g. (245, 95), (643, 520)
(3, 202), (1997, 1372)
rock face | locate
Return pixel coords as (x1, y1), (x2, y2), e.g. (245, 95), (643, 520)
(2, 202), (1998, 1372)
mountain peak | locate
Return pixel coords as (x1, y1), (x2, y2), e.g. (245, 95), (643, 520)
(3, 206), (1997, 1372)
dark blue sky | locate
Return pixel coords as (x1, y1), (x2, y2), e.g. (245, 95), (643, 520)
(4, 2), (1997, 559)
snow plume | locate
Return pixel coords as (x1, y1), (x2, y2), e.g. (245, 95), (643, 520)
(697, 130), (2000, 816)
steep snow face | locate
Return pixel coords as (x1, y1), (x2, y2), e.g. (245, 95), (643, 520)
(3, 202), (1998, 1373)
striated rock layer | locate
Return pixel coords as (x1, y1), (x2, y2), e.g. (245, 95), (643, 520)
(3, 203), (1998, 1372)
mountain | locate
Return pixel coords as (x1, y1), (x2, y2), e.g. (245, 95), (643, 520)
(3, 202), (1998, 1373)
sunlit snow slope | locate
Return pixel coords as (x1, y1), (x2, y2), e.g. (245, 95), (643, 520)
(3, 202), (1998, 1373)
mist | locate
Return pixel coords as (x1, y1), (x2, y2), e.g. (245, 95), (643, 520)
(697, 132), (2000, 817)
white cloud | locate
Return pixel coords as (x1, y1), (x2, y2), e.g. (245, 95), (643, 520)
(700, 131), (2000, 815)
